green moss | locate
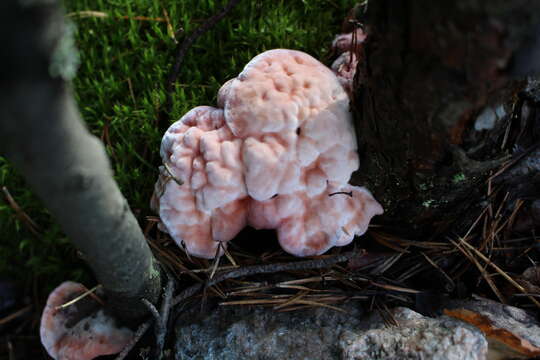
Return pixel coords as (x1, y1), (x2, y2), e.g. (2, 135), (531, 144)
(452, 173), (467, 184)
(0, 0), (355, 292)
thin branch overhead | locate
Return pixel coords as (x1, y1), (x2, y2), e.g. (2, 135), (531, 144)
(163, 0), (241, 115)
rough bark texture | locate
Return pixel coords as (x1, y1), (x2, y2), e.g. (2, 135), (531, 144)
(351, 0), (540, 237)
(0, 0), (161, 321)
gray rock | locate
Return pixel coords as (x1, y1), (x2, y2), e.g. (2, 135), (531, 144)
(174, 302), (364, 360)
(339, 307), (488, 360)
(174, 303), (492, 360)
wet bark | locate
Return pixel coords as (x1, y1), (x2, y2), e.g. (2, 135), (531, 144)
(0, 0), (161, 321)
(350, 0), (540, 238)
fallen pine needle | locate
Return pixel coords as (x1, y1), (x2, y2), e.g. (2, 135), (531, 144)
(67, 10), (166, 22)
(369, 281), (420, 294)
(0, 305), (32, 325)
(274, 290), (310, 310)
(458, 238), (540, 309)
(55, 285), (103, 310)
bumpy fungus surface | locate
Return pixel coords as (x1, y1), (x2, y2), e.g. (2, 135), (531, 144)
(40, 282), (133, 360)
(152, 49), (382, 258)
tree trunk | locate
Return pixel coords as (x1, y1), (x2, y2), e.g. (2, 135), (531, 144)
(351, 0), (540, 238)
(0, 0), (161, 321)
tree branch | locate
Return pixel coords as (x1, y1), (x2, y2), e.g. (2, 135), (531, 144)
(0, 0), (161, 321)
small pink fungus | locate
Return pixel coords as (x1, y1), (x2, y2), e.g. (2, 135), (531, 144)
(40, 281), (133, 360)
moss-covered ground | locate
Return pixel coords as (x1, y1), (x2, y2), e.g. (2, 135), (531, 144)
(0, 0), (354, 296)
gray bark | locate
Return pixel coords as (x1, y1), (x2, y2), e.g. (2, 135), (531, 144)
(0, 0), (161, 321)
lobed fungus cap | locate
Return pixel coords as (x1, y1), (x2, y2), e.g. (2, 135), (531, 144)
(152, 49), (382, 258)
(151, 106), (247, 258)
(249, 185), (383, 256)
(40, 281), (133, 360)
(221, 49), (358, 200)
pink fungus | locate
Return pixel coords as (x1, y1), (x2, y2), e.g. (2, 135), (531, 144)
(152, 49), (382, 258)
(40, 281), (133, 360)
(331, 51), (359, 95)
(151, 106), (248, 258)
(330, 28), (366, 94)
(331, 28), (366, 54)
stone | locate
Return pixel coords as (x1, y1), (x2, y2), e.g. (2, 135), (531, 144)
(174, 303), (491, 360)
(174, 302), (364, 360)
(339, 307), (488, 360)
